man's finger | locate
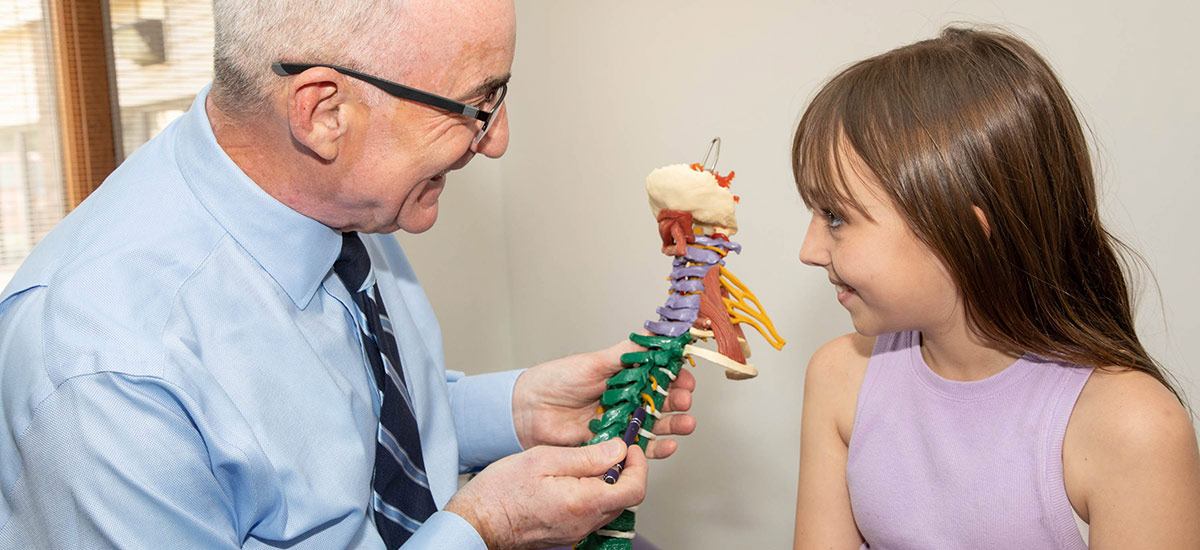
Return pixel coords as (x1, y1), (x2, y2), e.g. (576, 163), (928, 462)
(645, 437), (678, 460)
(660, 367), (695, 413)
(537, 439), (627, 477)
(671, 366), (697, 392)
(594, 444), (648, 512)
(650, 412), (696, 437)
(662, 385), (693, 413)
(556, 422), (596, 448)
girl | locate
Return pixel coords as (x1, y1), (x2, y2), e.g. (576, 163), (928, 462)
(791, 27), (1200, 549)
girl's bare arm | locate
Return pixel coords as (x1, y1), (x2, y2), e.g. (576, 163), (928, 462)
(794, 334), (873, 550)
(1065, 369), (1200, 549)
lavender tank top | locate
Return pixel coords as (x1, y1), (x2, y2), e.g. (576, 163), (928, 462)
(847, 331), (1093, 549)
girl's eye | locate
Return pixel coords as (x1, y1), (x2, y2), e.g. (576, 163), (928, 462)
(822, 208), (845, 228)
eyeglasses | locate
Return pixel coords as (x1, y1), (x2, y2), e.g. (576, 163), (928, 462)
(271, 62), (507, 144)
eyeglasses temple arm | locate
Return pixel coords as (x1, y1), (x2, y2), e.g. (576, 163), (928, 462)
(270, 62), (487, 121)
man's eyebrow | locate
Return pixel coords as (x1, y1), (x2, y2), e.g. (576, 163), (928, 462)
(459, 73), (511, 102)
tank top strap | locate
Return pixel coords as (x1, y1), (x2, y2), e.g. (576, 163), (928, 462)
(851, 332), (907, 434)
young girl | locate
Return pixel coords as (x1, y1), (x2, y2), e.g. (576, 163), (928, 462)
(790, 27), (1200, 549)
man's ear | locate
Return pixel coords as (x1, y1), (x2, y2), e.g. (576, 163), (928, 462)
(284, 67), (357, 161)
(972, 205), (991, 239)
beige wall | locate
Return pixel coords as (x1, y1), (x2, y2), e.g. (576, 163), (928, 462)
(400, 1), (1200, 546)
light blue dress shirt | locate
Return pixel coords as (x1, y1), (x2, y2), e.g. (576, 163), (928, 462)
(0, 87), (523, 549)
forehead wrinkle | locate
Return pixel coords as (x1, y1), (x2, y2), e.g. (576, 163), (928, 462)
(390, 4), (513, 98)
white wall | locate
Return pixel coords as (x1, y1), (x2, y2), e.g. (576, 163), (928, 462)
(401, 1), (1200, 547)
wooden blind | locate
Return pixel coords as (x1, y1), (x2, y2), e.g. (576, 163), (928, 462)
(49, 0), (117, 211)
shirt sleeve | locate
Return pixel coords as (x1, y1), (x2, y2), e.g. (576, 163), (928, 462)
(0, 372), (247, 549)
(400, 511), (487, 549)
(446, 369), (525, 472)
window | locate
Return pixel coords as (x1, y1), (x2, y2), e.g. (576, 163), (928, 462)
(109, 0), (214, 159)
(1, 0), (65, 287)
(0, 0), (214, 289)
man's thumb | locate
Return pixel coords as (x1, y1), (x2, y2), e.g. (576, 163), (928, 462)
(544, 439), (627, 476)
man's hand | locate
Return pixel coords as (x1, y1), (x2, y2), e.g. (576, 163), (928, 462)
(511, 339), (697, 459)
(445, 439), (648, 549)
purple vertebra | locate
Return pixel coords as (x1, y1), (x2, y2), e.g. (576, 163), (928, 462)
(645, 319), (692, 337)
(647, 238), (742, 339)
(669, 265), (713, 280)
(665, 293), (701, 309)
(656, 305), (698, 323)
(669, 279), (705, 293)
(695, 235), (742, 254)
(684, 246), (723, 265)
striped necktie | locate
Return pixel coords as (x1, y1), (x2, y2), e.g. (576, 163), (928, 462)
(333, 232), (437, 548)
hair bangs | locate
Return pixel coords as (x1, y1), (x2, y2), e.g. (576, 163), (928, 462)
(792, 72), (874, 220)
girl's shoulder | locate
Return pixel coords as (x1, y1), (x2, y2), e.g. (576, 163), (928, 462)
(803, 333), (876, 445)
(805, 332), (875, 395)
(1064, 366), (1199, 525)
(1069, 367), (1193, 455)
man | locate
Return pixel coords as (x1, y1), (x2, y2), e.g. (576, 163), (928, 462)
(0, 1), (696, 548)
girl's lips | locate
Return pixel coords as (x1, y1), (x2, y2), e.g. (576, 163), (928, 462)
(834, 282), (856, 303)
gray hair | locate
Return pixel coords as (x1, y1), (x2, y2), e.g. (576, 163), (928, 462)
(211, 0), (409, 115)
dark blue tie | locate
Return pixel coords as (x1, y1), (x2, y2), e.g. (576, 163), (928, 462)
(334, 232), (437, 548)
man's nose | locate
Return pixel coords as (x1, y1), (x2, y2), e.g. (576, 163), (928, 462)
(471, 105), (509, 159)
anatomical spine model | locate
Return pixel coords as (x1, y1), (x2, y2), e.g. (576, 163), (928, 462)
(575, 148), (786, 550)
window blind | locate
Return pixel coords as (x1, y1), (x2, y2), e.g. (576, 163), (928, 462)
(0, 0), (68, 285)
(0, 0), (214, 288)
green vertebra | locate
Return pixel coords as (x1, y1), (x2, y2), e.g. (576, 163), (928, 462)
(574, 332), (693, 550)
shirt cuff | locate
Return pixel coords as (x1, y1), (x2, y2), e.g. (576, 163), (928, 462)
(401, 510), (486, 550)
(448, 369), (525, 471)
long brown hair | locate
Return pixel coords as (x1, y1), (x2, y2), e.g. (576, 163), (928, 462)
(791, 26), (1180, 398)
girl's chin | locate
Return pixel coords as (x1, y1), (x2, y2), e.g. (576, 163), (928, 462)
(850, 320), (885, 338)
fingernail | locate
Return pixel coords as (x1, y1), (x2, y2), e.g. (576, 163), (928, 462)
(602, 439), (624, 459)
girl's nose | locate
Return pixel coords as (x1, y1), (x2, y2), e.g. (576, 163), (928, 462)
(798, 213), (830, 267)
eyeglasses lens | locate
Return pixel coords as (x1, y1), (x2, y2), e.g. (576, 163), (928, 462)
(474, 84), (508, 144)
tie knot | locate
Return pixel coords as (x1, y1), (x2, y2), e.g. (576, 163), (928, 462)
(334, 232), (372, 293)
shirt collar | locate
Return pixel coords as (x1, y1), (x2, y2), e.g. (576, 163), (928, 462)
(175, 85), (341, 308)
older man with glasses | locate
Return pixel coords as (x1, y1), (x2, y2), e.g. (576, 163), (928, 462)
(0, 0), (694, 548)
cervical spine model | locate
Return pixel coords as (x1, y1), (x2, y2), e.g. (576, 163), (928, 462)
(574, 162), (786, 550)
